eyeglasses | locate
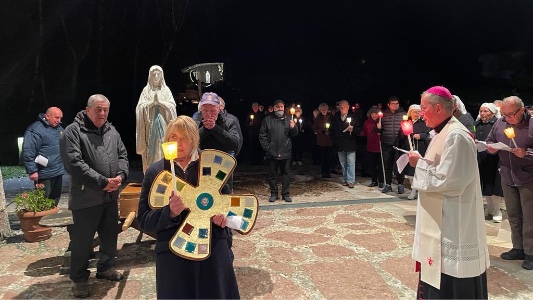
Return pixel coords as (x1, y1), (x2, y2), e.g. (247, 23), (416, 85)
(501, 108), (522, 118)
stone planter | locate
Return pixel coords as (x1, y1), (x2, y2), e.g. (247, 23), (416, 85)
(16, 207), (59, 242)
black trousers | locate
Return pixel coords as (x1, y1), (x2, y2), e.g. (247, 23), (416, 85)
(381, 144), (404, 185)
(248, 133), (263, 164)
(291, 136), (304, 162)
(417, 271), (488, 299)
(319, 146), (335, 175)
(70, 201), (119, 283)
(369, 152), (384, 184)
(38, 175), (62, 206)
(267, 158), (291, 196)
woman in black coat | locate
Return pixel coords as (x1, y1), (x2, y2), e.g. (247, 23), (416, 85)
(137, 115), (240, 299)
(475, 102), (504, 223)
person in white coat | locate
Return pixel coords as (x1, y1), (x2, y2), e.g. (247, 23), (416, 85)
(408, 86), (490, 299)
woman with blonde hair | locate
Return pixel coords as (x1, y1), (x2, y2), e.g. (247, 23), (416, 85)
(399, 104), (431, 199)
(137, 115), (240, 299)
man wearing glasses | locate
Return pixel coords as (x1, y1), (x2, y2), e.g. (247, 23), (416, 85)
(378, 96), (406, 194)
(486, 96), (533, 270)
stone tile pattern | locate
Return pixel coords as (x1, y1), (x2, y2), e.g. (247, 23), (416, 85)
(1, 202), (533, 299)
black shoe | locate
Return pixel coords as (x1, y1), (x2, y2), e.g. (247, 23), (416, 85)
(378, 183), (384, 188)
(96, 268), (124, 281)
(368, 182), (378, 187)
(397, 184), (405, 194)
(282, 195), (292, 202)
(72, 282), (90, 298)
(500, 248), (526, 260)
(268, 195), (278, 202)
(331, 170), (339, 175)
(523, 255), (533, 270)
(321, 174), (331, 178)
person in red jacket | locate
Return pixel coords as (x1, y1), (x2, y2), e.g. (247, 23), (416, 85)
(362, 106), (384, 187)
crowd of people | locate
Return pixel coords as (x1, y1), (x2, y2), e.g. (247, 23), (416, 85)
(19, 63), (533, 299)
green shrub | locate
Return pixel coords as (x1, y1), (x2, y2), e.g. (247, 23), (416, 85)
(1, 166), (26, 180)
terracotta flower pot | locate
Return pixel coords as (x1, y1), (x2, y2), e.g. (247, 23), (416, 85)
(16, 207), (59, 243)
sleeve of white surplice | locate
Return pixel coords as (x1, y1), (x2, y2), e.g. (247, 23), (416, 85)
(412, 130), (476, 197)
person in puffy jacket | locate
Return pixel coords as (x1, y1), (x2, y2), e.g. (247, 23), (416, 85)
(22, 107), (65, 206)
(60, 94), (129, 298)
(259, 99), (298, 202)
(378, 96), (406, 194)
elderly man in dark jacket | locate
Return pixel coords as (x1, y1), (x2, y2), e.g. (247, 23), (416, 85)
(260, 99), (298, 202)
(195, 93), (240, 154)
(379, 96), (406, 194)
(61, 94), (129, 298)
(330, 100), (362, 188)
(22, 107), (65, 206)
(194, 93), (241, 191)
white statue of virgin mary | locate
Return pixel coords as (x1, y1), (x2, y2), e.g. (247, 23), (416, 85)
(136, 65), (177, 173)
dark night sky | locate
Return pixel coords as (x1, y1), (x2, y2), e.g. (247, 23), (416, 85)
(1, 0), (532, 164)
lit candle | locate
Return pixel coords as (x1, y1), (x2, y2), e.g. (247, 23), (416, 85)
(401, 119), (414, 150)
(250, 114), (254, 120)
(378, 111), (383, 119)
(161, 142), (178, 194)
(346, 117), (352, 135)
(298, 119), (303, 124)
(290, 107), (296, 121)
(325, 123), (330, 130)
(403, 115), (408, 121)
(504, 127), (518, 147)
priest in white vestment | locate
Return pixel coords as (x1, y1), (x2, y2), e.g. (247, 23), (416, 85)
(408, 86), (490, 299)
(136, 65), (177, 173)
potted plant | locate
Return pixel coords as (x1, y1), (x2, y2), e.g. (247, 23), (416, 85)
(13, 183), (58, 242)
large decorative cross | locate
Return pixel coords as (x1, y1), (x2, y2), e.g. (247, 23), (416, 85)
(148, 149), (259, 260)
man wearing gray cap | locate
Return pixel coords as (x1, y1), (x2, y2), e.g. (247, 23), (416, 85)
(195, 92), (240, 156)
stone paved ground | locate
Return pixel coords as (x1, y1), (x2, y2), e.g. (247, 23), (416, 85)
(2, 161), (533, 299)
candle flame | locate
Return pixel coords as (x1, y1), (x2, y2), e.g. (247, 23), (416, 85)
(504, 127), (515, 139)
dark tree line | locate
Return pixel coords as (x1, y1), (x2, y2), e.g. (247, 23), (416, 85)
(0, 0), (216, 165)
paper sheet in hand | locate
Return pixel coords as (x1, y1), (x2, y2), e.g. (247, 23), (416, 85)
(393, 146), (424, 158)
(475, 141), (487, 152)
(35, 155), (48, 167)
(487, 142), (511, 152)
(393, 147), (427, 170)
(396, 153), (410, 173)
(226, 215), (244, 230)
